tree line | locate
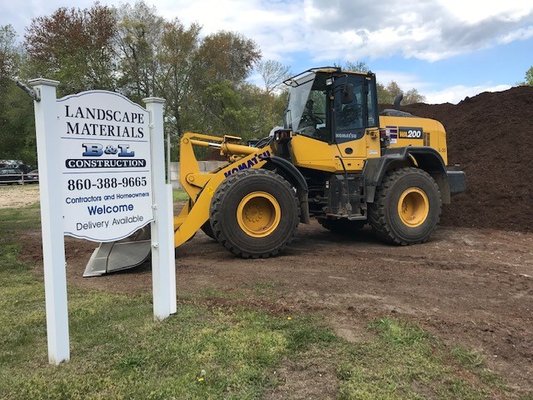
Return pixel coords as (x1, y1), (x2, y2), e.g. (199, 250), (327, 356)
(1, 1), (427, 164)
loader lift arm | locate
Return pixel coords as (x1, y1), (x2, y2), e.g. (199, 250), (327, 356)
(173, 132), (273, 248)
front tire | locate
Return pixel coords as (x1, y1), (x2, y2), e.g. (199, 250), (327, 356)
(201, 221), (216, 240)
(211, 169), (299, 258)
(368, 167), (441, 245)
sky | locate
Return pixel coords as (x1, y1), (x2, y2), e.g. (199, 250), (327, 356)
(2, 0), (532, 103)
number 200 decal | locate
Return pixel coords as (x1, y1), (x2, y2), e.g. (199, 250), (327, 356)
(399, 127), (423, 139)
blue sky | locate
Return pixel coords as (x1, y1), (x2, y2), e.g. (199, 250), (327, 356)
(2, 0), (532, 103)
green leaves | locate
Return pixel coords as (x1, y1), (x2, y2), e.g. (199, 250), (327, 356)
(524, 66), (533, 86)
(0, 24), (20, 81)
(24, 5), (117, 95)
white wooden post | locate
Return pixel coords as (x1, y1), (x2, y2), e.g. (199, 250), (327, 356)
(144, 97), (176, 320)
(167, 184), (177, 315)
(29, 79), (70, 364)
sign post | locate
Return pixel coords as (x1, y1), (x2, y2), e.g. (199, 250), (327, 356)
(144, 97), (176, 319)
(29, 80), (176, 363)
(29, 79), (70, 364)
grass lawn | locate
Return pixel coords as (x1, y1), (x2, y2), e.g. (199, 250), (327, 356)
(0, 204), (521, 399)
(173, 189), (189, 202)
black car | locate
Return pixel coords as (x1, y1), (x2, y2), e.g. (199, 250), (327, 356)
(0, 167), (25, 184)
(25, 169), (39, 183)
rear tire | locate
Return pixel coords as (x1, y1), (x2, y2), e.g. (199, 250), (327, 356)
(211, 169), (299, 258)
(368, 167), (441, 245)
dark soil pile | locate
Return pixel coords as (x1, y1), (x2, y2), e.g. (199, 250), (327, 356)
(399, 86), (533, 232)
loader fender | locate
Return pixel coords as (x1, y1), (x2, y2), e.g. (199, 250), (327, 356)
(363, 147), (452, 204)
(265, 156), (310, 223)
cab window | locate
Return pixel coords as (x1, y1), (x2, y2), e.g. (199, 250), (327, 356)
(333, 75), (378, 143)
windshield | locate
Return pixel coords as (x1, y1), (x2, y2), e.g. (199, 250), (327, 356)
(284, 72), (315, 131)
(284, 72), (328, 138)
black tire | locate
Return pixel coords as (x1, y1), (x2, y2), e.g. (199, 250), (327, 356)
(210, 169), (299, 258)
(201, 221), (216, 240)
(318, 219), (365, 235)
(368, 167), (441, 245)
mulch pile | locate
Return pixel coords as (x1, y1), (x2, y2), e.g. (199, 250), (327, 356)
(398, 86), (533, 232)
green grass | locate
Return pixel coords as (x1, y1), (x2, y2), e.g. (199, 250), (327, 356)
(173, 189), (189, 202)
(0, 203), (41, 234)
(334, 318), (509, 400)
(0, 255), (335, 399)
(0, 204), (525, 399)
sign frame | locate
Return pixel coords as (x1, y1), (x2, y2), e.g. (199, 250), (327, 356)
(29, 79), (176, 365)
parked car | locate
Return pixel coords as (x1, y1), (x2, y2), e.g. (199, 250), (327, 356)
(25, 169), (39, 183)
(0, 167), (25, 184)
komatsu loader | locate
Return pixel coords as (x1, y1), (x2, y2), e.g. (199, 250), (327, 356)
(84, 67), (465, 276)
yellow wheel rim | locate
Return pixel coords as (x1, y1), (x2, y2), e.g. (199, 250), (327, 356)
(397, 187), (429, 227)
(237, 191), (281, 237)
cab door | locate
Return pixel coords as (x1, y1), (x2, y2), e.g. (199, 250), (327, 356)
(332, 75), (381, 172)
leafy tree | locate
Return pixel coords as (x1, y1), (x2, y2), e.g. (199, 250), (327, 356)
(524, 66), (533, 86)
(16, 1), (432, 167)
(157, 20), (202, 138)
(195, 31), (261, 85)
(24, 4), (117, 95)
(0, 81), (35, 163)
(0, 26), (34, 163)
(342, 61), (425, 104)
(403, 88), (425, 104)
(377, 81), (425, 105)
(0, 24), (19, 81)
(114, 3), (261, 142)
(116, 2), (165, 101)
(256, 59), (291, 94)
(241, 83), (287, 138)
(188, 31), (261, 138)
(344, 61), (370, 73)
(3, 1), (270, 163)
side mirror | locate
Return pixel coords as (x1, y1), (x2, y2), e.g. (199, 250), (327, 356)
(342, 83), (354, 104)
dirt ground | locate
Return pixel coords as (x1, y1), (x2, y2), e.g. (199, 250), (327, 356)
(402, 86), (533, 234)
(0, 184), (40, 208)
(19, 216), (533, 395)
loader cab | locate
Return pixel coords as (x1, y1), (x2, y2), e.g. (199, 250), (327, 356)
(283, 68), (379, 144)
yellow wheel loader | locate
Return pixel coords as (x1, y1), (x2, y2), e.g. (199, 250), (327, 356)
(84, 67), (465, 276)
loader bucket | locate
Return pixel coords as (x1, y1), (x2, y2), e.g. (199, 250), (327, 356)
(83, 227), (151, 277)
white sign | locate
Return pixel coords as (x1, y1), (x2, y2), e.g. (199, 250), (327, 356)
(57, 91), (153, 241)
(30, 79), (175, 365)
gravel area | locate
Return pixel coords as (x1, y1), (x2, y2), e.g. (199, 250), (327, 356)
(0, 184), (40, 208)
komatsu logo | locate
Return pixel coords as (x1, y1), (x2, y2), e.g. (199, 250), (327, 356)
(224, 150), (271, 177)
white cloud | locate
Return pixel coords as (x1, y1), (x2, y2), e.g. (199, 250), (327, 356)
(111, 0), (533, 64)
(437, 0), (532, 23)
(374, 70), (428, 91)
(301, 0), (533, 62)
(373, 70), (513, 104)
(4, 0), (532, 63)
(1, 0), (529, 104)
(498, 25), (533, 44)
(424, 84), (512, 104)
(155, 0), (305, 60)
